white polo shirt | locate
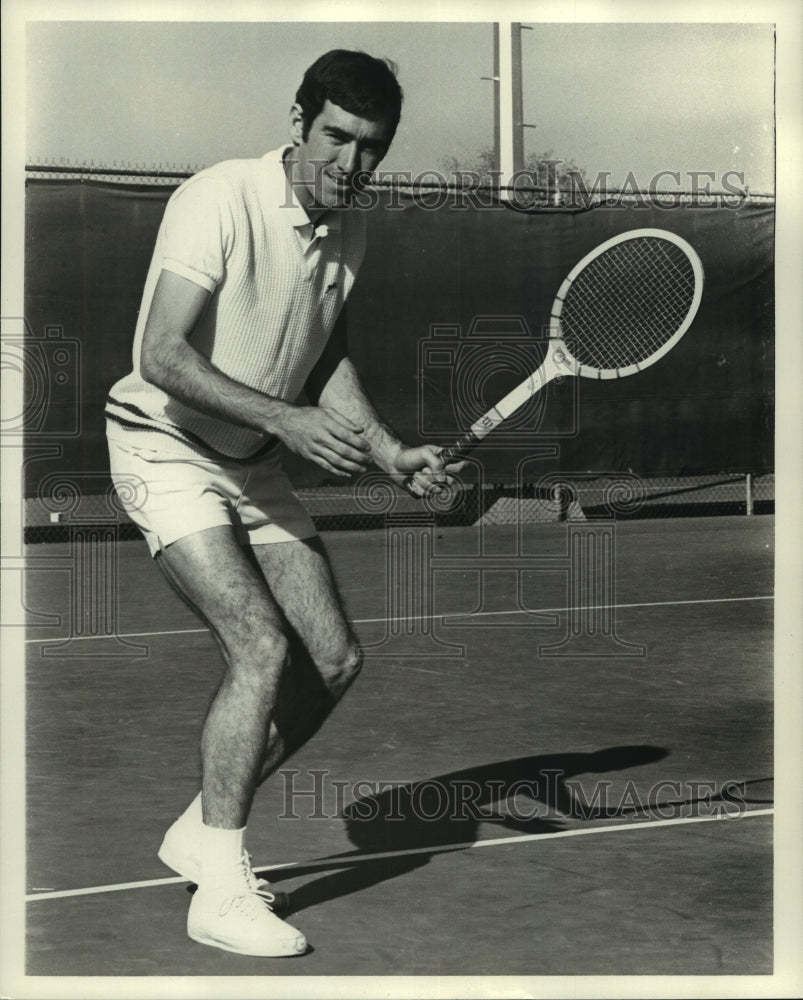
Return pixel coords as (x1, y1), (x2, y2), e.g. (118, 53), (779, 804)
(106, 146), (367, 460)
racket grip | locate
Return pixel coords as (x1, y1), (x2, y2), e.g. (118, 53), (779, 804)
(439, 443), (465, 464)
(400, 435), (478, 496)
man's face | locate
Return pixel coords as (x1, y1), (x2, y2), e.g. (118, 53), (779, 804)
(288, 99), (394, 211)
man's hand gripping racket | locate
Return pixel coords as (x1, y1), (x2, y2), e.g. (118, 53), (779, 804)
(405, 228), (704, 496)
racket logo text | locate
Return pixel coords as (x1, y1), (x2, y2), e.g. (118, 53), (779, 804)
(553, 347), (572, 370)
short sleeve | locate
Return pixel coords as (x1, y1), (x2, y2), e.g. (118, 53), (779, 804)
(160, 174), (236, 291)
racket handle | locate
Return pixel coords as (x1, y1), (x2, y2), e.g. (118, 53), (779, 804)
(444, 430), (483, 461)
(401, 434), (479, 497)
(438, 444), (463, 464)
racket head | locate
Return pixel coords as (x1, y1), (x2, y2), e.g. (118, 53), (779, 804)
(549, 228), (704, 380)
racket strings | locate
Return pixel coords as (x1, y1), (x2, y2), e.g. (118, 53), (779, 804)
(559, 238), (697, 373)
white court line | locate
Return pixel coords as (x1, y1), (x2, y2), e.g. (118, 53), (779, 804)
(26, 625), (211, 644)
(25, 807), (773, 903)
(25, 594), (774, 645)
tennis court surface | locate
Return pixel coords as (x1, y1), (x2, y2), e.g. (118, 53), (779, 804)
(24, 513), (773, 977)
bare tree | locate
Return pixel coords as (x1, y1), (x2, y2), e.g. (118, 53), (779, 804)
(441, 145), (590, 205)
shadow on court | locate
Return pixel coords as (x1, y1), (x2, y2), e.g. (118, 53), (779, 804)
(269, 745), (673, 915)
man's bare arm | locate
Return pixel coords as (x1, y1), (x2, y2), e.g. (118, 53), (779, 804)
(307, 307), (464, 490)
(317, 356), (462, 490)
(316, 357), (405, 472)
(139, 269), (371, 476)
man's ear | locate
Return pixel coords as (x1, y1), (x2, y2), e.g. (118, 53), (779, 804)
(289, 103), (305, 147)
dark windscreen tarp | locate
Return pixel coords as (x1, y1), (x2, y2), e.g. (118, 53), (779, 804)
(23, 180), (774, 493)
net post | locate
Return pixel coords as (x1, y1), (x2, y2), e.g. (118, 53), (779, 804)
(745, 473), (754, 516)
(552, 481), (571, 522)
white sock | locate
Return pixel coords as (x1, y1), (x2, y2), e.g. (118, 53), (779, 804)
(199, 823), (247, 889)
(175, 791), (203, 829)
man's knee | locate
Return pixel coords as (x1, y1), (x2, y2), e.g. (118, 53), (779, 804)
(319, 642), (363, 696)
(229, 629), (290, 689)
(343, 643), (363, 684)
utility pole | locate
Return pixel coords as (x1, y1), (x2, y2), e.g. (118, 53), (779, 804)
(485, 22), (533, 198)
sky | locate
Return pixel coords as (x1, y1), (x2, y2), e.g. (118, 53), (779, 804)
(23, 16), (777, 192)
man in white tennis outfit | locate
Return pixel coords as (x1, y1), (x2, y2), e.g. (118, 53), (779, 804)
(107, 50), (455, 957)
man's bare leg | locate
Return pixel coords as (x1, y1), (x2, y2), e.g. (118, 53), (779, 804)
(156, 527), (291, 826)
(251, 534), (362, 780)
(157, 533), (362, 865)
(154, 525), (306, 956)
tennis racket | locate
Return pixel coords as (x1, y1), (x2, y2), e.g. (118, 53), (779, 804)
(420, 227), (704, 470)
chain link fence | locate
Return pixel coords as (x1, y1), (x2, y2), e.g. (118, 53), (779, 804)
(22, 472), (774, 544)
(24, 162), (776, 208)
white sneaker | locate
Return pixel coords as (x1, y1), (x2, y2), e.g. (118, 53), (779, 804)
(188, 881), (307, 957)
(158, 818), (288, 910)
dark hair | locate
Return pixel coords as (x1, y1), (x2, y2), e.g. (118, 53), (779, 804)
(295, 50), (403, 140)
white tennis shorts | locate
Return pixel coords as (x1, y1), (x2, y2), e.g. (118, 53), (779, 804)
(108, 436), (317, 556)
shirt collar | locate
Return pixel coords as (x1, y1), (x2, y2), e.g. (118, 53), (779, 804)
(263, 145), (342, 235)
